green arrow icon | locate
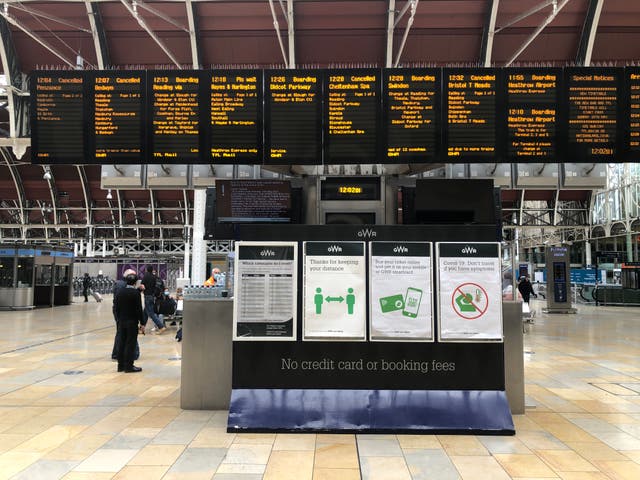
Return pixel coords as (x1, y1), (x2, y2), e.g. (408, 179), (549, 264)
(325, 296), (344, 303)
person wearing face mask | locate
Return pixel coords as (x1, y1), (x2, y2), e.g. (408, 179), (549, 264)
(154, 288), (178, 330)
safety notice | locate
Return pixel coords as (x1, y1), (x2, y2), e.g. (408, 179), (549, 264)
(369, 242), (433, 341)
(436, 242), (503, 341)
(303, 241), (366, 340)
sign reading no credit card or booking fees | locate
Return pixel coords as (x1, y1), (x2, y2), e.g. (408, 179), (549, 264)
(303, 241), (366, 340)
(437, 242), (503, 342)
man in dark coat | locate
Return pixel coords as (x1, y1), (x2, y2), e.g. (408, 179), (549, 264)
(112, 269), (140, 361)
(82, 273), (91, 302)
(517, 276), (537, 304)
(114, 270), (145, 373)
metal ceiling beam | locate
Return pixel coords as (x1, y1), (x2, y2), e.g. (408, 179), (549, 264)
(76, 165), (93, 225)
(1, 148), (25, 237)
(185, 0), (201, 69)
(119, 0), (182, 69)
(576, 0), (603, 67)
(287, 0), (295, 69)
(480, 0), (500, 67)
(393, 0), (419, 68)
(0, 6), (75, 68)
(85, 0), (110, 69)
(385, 0), (396, 68)
(495, 0), (555, 34)
(268, 0), (288, 67)
(505, 0), (571, 67)
(0, 16), (20, 140)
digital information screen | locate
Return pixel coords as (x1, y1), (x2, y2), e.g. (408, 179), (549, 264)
(325, 69), (380, 164)
(320, 176), (381, 201)
(31, 72), (85, 163)
(90, 72), (145, 163)
(383, 68), (440, 163)
(625, 68), (640, 160)
(265, 69), (322, 165)
(149, 71), (201, 163)
(445, 68), (498, 161)
(506, 69), (559, 162)
(566, 68), (620, 161)
(209, 70), (262, 164)
(216, 179), (291, 223)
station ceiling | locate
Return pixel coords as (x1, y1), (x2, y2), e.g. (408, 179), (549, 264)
(0, 0), (638, 242)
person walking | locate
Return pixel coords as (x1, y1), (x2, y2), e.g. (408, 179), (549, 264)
(517, 276), (537, 304)
(112, 269), (140, 362)
(114, 270), (144, 373)
(82, 273), (91, 302)
(141, 266), (166, 333)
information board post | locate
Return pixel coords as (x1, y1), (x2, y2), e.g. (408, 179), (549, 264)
(543, 246), (577, 314)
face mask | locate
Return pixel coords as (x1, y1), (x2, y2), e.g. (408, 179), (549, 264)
(164, 290), (169, 295)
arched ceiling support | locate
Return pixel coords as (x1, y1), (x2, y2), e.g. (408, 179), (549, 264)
(1, 148), (25, 235)
(385, 0), (396, 68)
(480, 0), (500, 67)
(392, 0), (419, 68)
(41, 165), (59, 229)
(116, 189), (123, 227)
(0, 6), (75, 69)
(76, 165), (92, 225)
(149, 189), (156, 225)
(505, 0), (572, 67)
(119, 0), (182, 69)
(85, 0), (110, 69)
(576, 0), (603, 67)
(268, 0), (295, 68)
(10, 3), (92, 34)
(185, 0), (201, 69)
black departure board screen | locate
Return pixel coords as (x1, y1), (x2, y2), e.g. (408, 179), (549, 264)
(89, 71), (145, 163)
(383, 68), (440, 163)
(625, 68), (640, 160)
(565, 67), (621, 161)
(506, 68), (560, 162)
(31, 71), (86, 163)
(149, 71), (201, 163)
(209, 70), (262, 164)
(324, 69), (380, 164)
(265, 69), (321, 165)
(444, 68), (499, 161)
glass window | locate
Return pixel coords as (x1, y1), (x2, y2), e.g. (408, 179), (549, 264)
(54, 265), (69, 286)
(0, 257), (14, 288)
(35, 264), (52, 286)
(16, 258), (34, 287)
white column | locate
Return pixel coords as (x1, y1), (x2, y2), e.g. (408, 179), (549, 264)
(585, 241), (592, 267)
(183, 227), (191, 282)
(191, 188), (208, 285)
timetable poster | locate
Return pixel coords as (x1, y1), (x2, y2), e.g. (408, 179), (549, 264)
(233, 242), (297, 341)
(369, 242), (433, 341)
(303, 242), (366, 340)
(436, 242), (503, 342)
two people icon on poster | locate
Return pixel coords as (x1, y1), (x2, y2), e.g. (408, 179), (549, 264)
(314, 287), (355, 315)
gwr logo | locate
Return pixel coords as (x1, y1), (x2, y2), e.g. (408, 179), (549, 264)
(260, 249), (276, 257)
(327, 245), (343, 253)
(393, 246), (408, 253)
(357, 228), (377, 238)
(461, 246), (477, 254)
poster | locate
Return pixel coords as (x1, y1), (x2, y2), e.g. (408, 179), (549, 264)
(369, 242), (433, 341)
(303, 241), (366, 340)
(437, 242), (503, 342)
(233, 241), (297, 341)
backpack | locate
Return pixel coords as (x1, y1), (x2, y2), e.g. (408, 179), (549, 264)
(153, 277), (165, 298)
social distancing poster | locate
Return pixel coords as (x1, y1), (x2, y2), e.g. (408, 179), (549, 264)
(369, 242), (433, 341)
(303, 241), (366, 340)
(437, 242), (503, 342)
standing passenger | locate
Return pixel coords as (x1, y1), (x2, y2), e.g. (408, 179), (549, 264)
(114, 270), (144, 373)
(82, 273), (91, 302)
(141, 266), (165, 333)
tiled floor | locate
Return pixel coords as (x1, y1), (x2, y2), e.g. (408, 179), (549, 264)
(0, 298), (639, 479)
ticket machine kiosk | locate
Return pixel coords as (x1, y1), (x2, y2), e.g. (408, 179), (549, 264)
(543, 246), (577, 313)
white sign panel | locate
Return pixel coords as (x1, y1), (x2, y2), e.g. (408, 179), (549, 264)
(303, 241), (366, 340)
(369, 242), (433, 341)
(437, 242), (503, 342)
(233, 242), (297, 341)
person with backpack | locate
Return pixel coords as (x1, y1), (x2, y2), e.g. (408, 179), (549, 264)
(141, 266), (166, 334)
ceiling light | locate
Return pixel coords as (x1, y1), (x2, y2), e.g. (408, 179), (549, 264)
(147, 204), (152, 213)
(43, 167), (52, 181)
(106, 189), (113, 200)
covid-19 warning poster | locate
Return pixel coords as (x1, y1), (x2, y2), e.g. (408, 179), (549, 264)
(303, 241), (366, 340)
(369, 242), (433, 341)
(233, 242), (297, 341)
(436, 242), (503, 342)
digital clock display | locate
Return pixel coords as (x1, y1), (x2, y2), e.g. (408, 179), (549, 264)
(321, 177), (380, 201)
(338, 186), (363, 194)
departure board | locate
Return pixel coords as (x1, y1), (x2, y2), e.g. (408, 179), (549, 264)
(149, 71), (201, 163)
(324, 69), (380, 164)
(383, 68), (440, 163)
(565, 67), (621, 161)
(209, 70), (262, 164)
(506, 68), (560, 162)
(31, 71), (86, 163)
(265, 69), (322, 165)
(89, 71), (145, 163)
(625, 68), (640, 160)
(444, 68), (499, 161)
